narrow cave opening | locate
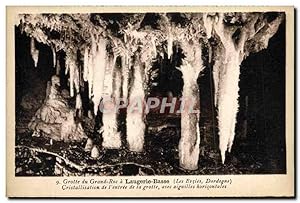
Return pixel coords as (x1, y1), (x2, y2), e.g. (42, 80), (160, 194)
(235, 21), (286, 173)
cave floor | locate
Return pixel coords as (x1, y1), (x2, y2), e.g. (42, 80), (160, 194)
(15, 107), (267, 176)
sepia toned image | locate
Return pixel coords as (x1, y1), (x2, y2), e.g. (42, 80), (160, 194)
(7, 6), (294, 198)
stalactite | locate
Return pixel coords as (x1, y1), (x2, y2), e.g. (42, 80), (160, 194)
(202, 13), (284, 164)
(124, 34), (127, 44)
(203, 13), (221, 105)
(69, 59), (75, 97)
(121, 55), (130, 101)
(30, 37), (39, 68)
(56, 58), (60, 75)
(91, 36), (106, 115)
(102, 54), (114, 97)
(65, 49), (77, 97)
(83, 46), (89, 82)
(212, 46), (223, 106)
(79, 60), (84, 88)
(86, 34), (97, 101)
(203, 13), (214, 39)
(74, 64), (80, 94)
(152, 38), (157, 57)
(216, 52), (241, 164)
(114, 67), (122, 105)
(51, 45), (56, 68)
(87, 47), (94, 99)
(167, 34), (173, 59)
(212, 13), (245, 164)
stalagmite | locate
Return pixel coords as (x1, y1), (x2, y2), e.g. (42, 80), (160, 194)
(178, 43), (203, 170)
(75, 93), (82, 117)
(85, 138), (93, 152)
(28, 75), (87, 142)
(30, 37), (39, 68)
(102, 106), (121, 149)
(101, 55), (121, 149)
(60, 110), (86, 141)
(124, 30), (159, 152)
(91, 145), (100, 159)
(126, 62), (145, 152)
(76, 94), (82, 109)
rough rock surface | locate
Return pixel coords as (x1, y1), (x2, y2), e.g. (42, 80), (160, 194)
(28, 75), (87, 142)
(20, 92), (42, 110)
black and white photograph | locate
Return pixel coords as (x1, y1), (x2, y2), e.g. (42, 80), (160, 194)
(14, 11), (287, 175)
(6, 6), (294, 198)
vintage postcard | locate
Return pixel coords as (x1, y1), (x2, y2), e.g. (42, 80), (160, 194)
(6, 6), (294, 198)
